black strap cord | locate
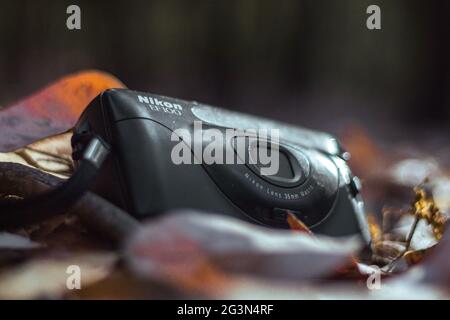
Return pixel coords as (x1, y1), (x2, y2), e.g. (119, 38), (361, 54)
(0, 135), (110, 229)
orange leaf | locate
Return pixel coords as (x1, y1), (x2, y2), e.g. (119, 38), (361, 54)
(0, 70), (126, 152)
(367, 214), (382, 242)
(287, 212), (313, 235)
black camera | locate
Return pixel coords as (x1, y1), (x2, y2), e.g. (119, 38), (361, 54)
(72, 89), (369, 240)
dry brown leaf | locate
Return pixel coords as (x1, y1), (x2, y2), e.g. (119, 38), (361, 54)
(0, 152), (28, 167)
(0, 132), (74, 178)
(25, 132), (73, 158)
(372, 240), (406, 266)
(404, 248), (429, 266)
(410, 187), (447, 240)
(368, 214), (382, 242)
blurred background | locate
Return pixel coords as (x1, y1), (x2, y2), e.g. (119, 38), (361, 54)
(0, 0), (449, 147)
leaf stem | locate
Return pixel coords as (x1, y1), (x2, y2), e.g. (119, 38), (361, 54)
(386, 215), (420, 272)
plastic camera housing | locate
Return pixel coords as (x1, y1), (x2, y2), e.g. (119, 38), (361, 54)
(73, 89), (370, 241)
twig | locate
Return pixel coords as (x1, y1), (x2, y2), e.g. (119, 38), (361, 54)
(386, 215), (420, 272)
(404, 215), (420, 252)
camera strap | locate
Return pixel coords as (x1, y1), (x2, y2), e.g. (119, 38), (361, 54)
(0, 135), (110, 229)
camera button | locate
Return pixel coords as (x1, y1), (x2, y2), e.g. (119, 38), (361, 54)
(348, 176), (362, 197)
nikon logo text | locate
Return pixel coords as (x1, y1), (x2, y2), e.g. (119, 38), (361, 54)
(138, 95), (183, 111)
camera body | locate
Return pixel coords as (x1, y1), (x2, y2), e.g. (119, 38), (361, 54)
(73, 89), (369, 240)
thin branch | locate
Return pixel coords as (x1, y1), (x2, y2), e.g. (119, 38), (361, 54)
(386, 215), (420, 272)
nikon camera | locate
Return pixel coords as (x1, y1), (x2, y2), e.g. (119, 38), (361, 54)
(72, 89), (370, 241)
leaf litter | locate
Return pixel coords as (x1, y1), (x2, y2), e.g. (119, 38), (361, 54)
(0, 81), (449, 299)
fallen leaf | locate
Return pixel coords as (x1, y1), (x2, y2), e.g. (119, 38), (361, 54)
(410, 187), (447, 240)
(226, 278), (447, 300)
(286, 212), (313, 235)
(0, 232), (40, 250)
(0, 252), (117, 299)
(390, 158), (441, 187)
(0, 132), (74, 179)
(410, 226), (450, 288)
(404, 248), (430, 266)
(432, 176), (450, 212)
(14, 132), (74, 176)
(368, 214), (382, 242)
(371, 240), (406, 266)
(392, 216), (438, 251)
(126, 211), (361, 287)
(0, 70), (125, 152)
(0, 152), (28, 167)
